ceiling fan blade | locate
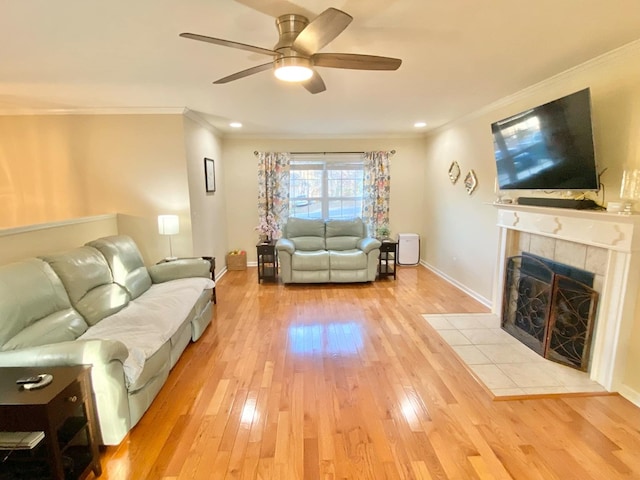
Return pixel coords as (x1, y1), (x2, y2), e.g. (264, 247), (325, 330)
(179, 33), (277, 57)
(301, 70), (326, 94)
(312, 53), (402, 70)
(213, 62), (274, 84)
(292, 8), (353, 56)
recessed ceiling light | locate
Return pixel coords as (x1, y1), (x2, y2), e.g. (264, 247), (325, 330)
(229, 122), (242, 128)
(414, 121), (427, 128)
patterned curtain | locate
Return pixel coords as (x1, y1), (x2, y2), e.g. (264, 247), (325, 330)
(362, 151), (391, 237)
(257, 152), (290, 239)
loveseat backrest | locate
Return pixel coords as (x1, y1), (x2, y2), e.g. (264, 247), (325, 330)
(0, 258), (88, 351)
(325, 218), (366, 251)
(41, 246), (130, 326)
(284, 218), (326, 251)
(87, 235), (152, 300)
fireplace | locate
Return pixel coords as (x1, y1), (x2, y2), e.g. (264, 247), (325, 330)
(502, 253), (599, 371)
(493, 204), (640, 392)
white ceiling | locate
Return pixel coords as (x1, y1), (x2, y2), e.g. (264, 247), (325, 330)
(2, 0), (640, 137)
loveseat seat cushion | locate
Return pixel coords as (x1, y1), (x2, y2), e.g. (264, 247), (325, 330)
(41, 247), (130, 326)
(87, 235), (152, 300)
(329, 249), (367, 270)
(0, 259), (88, 351)
(292, 250), (330, 270)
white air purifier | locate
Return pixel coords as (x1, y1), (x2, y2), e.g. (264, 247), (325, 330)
(397, 233), (420, 265)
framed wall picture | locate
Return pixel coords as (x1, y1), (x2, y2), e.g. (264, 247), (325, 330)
(204, 158), (215, 193)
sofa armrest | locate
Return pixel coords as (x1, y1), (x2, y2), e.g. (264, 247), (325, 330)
(358, 237), (382, 254)
(276, 238), (296, 255)
(148, 259), (211, 284)
(0, 339), (128, 368)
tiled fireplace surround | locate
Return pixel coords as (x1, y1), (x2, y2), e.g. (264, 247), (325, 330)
(493, 205), (640, 393)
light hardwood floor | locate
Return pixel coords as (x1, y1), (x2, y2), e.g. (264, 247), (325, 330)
(92, 266), (640, 479)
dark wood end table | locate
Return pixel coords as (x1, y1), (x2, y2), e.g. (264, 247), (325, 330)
(0, 365), (102, 479)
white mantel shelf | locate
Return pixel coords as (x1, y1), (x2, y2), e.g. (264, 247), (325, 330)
(492, 204), (640, 393)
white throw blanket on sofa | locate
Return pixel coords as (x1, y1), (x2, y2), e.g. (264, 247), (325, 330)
(79, 277), (214, 385)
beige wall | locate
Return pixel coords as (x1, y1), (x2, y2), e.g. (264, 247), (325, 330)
(183, 114), (229, 273)
(423, 41), (640, 394)
(221, 137), (426, 263)
(0, 214), (118, 265)
(0, 114), (194, 264)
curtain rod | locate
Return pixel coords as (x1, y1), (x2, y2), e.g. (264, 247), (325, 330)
(254, 150), (396, 156)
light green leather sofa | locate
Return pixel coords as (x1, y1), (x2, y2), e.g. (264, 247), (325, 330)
(276, 218), (381, 283)
(0, 235), (214, 445)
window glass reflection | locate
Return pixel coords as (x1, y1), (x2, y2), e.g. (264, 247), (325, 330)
(288, 322), (363, 356)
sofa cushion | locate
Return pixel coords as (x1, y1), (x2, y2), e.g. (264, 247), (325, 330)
(326, 219), (366, 250)
(329, 250), (367, 270)
(0, 259), (88, 350)
(87, 235), (152, 300)
(287, 218), (326, 251)
(41, 247), (130, 326)
(286, 217), (326, 237)
(292, 250), (330, 270)
(79, 277), (214, 386)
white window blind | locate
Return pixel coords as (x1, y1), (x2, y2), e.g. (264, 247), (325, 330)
(289, 154), (364, 220)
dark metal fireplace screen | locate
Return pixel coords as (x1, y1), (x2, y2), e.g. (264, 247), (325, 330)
(502, 254), (599, 371)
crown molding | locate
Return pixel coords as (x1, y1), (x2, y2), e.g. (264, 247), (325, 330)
(0, 106), (186, 116)
(428, 38), (640, 137)
(183, 109), (223, 136)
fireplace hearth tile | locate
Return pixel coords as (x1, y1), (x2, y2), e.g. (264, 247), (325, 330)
(422, 314), (455, 330)
(452, 345), (492, 365)
(438, 329), (472, 345)
(498, 363), (564, 388)
(422, 313), (606, 398)
(460, 328), (505, 344)
(447, 315), (499, 330)
(469, 364), (519, 389)
(477, 344), (544, 364)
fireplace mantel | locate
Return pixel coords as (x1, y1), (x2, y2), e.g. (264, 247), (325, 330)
(493, 204), (640, 392)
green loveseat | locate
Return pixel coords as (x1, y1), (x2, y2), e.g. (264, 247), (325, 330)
(275, 218), (381, 284)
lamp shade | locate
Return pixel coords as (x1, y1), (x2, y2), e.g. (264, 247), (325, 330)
(158, 215), (179, 235)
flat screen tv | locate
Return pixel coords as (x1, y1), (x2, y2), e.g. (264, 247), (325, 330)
(492, 88), (598, 191)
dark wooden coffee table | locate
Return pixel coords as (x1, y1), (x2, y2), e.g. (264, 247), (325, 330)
(0, 365), (102, 479)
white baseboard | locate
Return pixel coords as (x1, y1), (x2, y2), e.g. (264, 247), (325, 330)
(419, 260), (492, 309)
(619, 384), (640, 407)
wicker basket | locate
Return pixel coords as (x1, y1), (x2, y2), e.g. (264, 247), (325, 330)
(226, 253), (247, 271)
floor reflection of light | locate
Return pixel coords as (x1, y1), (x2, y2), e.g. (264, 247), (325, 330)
(288, 322), (363, 356)
(241, 399), (258, 425)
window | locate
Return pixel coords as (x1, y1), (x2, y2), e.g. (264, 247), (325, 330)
(289, 155), (364, 220)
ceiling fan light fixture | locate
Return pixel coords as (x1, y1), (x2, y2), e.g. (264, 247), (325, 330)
(274, 57), (313, 82)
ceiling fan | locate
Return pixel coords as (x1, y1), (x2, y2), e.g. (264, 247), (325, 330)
(179, 7), (402, 94)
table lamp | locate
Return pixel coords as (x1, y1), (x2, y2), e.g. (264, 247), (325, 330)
(158, 214), (179, 260)
(620, 169), (640, 214)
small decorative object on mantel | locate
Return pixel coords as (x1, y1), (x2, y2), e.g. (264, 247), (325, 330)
(254, 212), (279, 243)
(448, 161), (461, 184)
(464, 170), (478, 195)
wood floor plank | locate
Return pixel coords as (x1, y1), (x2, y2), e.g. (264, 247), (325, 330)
(90, 266), (640, 479)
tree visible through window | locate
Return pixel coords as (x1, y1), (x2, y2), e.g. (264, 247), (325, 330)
(289, 155), (364, 220)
